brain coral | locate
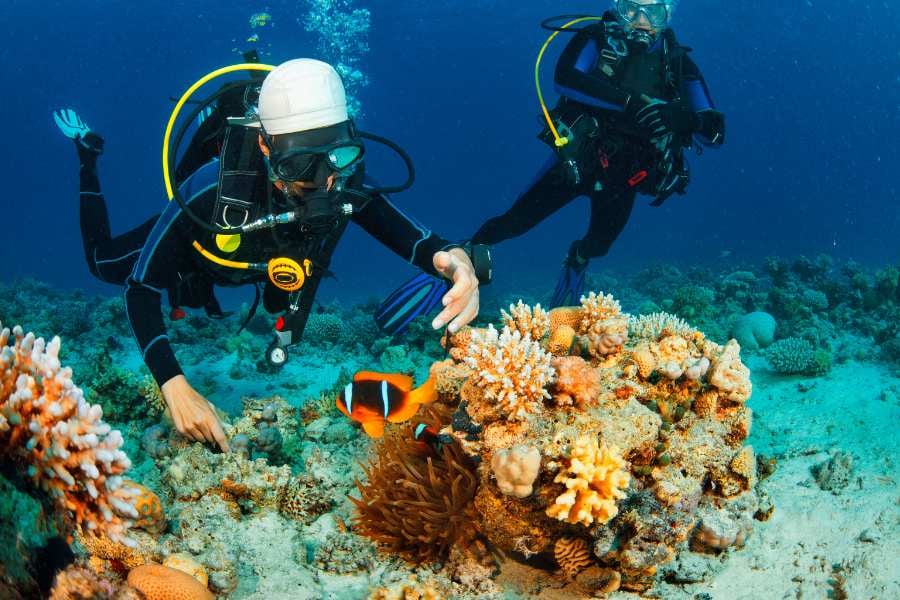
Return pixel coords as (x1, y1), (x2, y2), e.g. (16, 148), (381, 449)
(730, 311), (777, 350)
(126, 564), (213, 600)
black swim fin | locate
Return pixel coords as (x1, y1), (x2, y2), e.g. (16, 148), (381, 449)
(375, 273), (449, 337)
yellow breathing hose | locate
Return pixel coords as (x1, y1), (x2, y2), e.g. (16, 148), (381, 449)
(192, 241), (265, 271)
(162, 63), (275, 202)
(535, 17), (605, 148)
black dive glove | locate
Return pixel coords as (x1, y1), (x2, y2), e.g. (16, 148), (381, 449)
(627, 96), (701, 138)
(697, 110), (726, 145)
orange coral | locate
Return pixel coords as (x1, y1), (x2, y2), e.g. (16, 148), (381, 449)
(126, 564), (213, 600)
(549, 306), (584, 332)
(0, 323), (138, 543)
(551, 356), (600, 408)
(128, 481), (166, 534)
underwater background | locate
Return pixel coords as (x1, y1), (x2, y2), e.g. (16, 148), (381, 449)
(1, 1), (898, 599)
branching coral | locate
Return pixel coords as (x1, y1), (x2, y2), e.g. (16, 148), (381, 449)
(578, 292), (629, 358)
(350, 406), (479, 563)
(546, 436), (630, 526)
(463, 325), (554, 420)
(502, 300), (550, 342)
(628, 312), (695, 342)
(0, 323), (138, 544)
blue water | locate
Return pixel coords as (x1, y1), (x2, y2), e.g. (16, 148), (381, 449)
(1, 0), (898, 302)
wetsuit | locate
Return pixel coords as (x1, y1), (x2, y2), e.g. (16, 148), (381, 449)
(472, 12), (723, 262)
(78, 147), (454, 387)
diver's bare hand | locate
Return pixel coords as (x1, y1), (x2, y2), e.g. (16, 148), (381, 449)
(432, 248), (479, 334)
(161, 375), (230, 452)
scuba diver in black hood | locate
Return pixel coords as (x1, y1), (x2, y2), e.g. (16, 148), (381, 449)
(471, 0), (725, 307)
(54, 58), (491, 451)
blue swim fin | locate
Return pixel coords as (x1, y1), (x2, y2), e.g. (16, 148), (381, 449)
(375, 273), (449, 337)
(549, 256), (589, 308)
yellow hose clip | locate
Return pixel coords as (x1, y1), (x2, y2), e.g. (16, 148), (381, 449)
(535, 16), (605, 148)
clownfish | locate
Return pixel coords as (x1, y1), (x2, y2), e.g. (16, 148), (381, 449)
(412, 422), (453, 454)
(337, 371), (436, 438)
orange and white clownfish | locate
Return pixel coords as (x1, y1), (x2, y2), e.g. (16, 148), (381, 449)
(336, 371), (436, 438)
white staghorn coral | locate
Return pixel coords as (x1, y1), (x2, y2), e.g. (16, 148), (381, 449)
(0, 322), (138, 545)
(501, 300), (550, 342)
(628, 312), (696, 342)
(464, 325), (555, 420)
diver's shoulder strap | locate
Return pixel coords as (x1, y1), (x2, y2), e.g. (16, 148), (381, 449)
(214, 124), (267, 229)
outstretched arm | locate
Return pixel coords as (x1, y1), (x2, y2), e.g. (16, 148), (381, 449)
(681, 55), (725, 146)
(353, 191), (481, 332)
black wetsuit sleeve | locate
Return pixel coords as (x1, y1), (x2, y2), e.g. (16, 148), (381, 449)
(125, 184), (217, 386)
(351, 192), (455, 277)
(554, 25), (631, 110)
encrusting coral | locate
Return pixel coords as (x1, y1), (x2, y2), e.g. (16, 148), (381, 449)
(545, 436), (630, 526)
(0, 322), (139, 544)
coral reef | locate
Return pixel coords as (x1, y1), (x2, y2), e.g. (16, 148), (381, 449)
(0, 323), (138, 544)
(428, 295), (761, 593)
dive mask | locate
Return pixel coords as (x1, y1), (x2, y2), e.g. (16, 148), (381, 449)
(616, 0), (672, 29)
(264, 121), (364, 183)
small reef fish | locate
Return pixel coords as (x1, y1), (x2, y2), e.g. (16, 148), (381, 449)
(249, 12), (273, 28)
(337, 371), (436, 438)
(412, 422), (453, 454)
(246, 33), (260, 43)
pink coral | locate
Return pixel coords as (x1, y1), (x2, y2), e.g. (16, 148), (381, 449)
(551, 356), (601, 408)
(0, 322), (138, 544)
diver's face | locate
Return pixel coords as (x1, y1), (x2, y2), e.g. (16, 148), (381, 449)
(258, 135), (320, 198)
(620, 0), (667, 35)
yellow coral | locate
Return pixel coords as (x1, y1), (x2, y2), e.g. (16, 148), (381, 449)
(546, 324), (576, 356)
(0, 323), (138, 543)
(79, 532), (149, 569)
(546, 436), (630, 526)
(502, 300), (550, 342)
(464, 325), (554, 420)
(549, 306), (585, 332)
